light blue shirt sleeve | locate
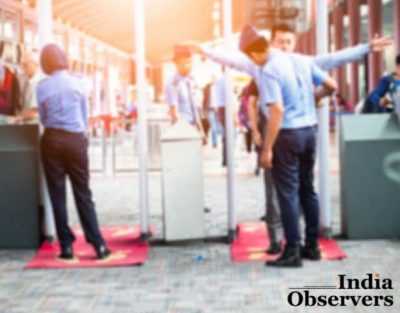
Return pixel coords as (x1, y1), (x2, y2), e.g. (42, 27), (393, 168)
(37, 97), (47, 125)
(37, 87), (47, 126)
(203, 48), (256, 76)
(214, 78), (226, 108)
(165, 81), (178, 107)
(313, 43), (370, 71)
(311, 63), (329, 86)
(81, 95), (89, 130)
(264, 75), (283, 105)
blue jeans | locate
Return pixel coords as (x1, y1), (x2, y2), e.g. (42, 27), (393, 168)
(209, 111), (221, 147)
(272, 126), (319, 247)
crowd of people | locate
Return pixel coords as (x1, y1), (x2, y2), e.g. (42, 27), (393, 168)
(166, 23), (392, 268)
(1, 20), (397, 266)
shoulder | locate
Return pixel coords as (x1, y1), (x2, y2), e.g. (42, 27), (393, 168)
(166, 74), (180, 89)
(290, 52), (314, 66)
(37, 76), (52, 94)
(263, 54), (287, 80)
(379, 74), (395, 85)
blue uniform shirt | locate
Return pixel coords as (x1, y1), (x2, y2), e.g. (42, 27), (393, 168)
(204, 43), (369, 116)
(263, 51), (328, 129)
(165, 73), (201, 125)
(389, 77), (400, 116)
(37, 70), (88, 133)
(213, 75), (235, 109)
(367, 74), (400, 113)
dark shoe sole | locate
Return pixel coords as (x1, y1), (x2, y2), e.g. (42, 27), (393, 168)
(96, 248), (112, 260)
(302, 254), (321, 261)
(301, 248), (322, 261)
(266, 247), (282, 255)
(58, 255), (75, 261)
(265, 261), (303, 268)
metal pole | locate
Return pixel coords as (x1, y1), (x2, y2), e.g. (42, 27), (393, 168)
(367, 0), (383, 91)
(134, 0), (150, 238)
(37, 0), (54, 49)
(222, 0), (237, 242)
(316, 0), (331, 236)
(347, 0), (361, 108)
(395, 0), (400, 54)
(37, 0), (56, 241)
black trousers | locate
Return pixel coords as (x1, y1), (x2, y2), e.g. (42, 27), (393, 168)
(272, 126), (320, 247)
(41, 129), (105, 249)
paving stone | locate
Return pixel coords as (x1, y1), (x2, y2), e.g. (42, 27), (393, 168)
(0, 139), (399, 313)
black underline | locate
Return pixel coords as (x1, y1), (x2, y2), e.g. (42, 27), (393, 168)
(289, 287), (338, 290)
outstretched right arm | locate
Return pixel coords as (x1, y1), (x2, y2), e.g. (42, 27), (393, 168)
(189, 44), (256, 77)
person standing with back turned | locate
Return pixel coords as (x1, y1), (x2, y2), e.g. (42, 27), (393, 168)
(37, 44), (111, 261)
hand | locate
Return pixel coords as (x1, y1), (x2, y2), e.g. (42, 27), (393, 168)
(370, 35), (393, 52)
(202, 136), (208, 146)
(315, 99), (324, 109)
(260, 148), (273, 169)
(171, 115), (178, 125)
(379, 97), (392, 107)
(184, 42), (204, 55)
(253, 130), (262, 147)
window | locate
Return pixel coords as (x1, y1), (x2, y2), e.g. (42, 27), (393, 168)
(24, 22), (39, 51)
(1, 11), (19, 42)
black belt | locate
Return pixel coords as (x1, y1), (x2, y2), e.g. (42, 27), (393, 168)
(44, 128), (85, 137)
(280, 125), (317, 133)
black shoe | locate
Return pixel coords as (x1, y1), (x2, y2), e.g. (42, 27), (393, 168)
(204, 207), (211, 214)
(59, 245), (74, 260)
(266, 242), (281, 255)
(260, 215), (267, 222)
(301, 244), (321, 261)
(266, 245), (303, 268)
(94, 244), (111, 260)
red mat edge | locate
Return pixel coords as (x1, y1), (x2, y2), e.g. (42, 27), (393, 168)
(25, 225), (150, 270)
(231, 223), (348, 263)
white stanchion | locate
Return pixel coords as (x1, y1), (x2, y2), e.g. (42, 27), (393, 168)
(133, 0), (151, 238)
(316, 0), (332, 236)
(37, 0), (56, 240)
(222, 0), (237, 242)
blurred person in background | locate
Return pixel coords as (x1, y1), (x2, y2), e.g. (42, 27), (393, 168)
(202, 80), (221, 148)
(362, 54), (400, 115)
(213, 70), (238, 167)
(0, 41), (21, 119)
(165, 45), (206, 144)
(19, 50), (40, 121)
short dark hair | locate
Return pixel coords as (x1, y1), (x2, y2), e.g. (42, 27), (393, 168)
(40, 44), (68, 75)
(243, 37), (269, 56)
(271, 23), (296, 39)
(396, 54), (400, 65)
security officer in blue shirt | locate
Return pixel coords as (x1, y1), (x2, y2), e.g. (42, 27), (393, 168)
(260, 49), (337, 268)
(190, 25), (337, 267)
(165, 46), (206, 143)
(37, 44), (111, 261)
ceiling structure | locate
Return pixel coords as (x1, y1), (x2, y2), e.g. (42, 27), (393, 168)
(50, 0), (216, 64)
(27, 0), (311, 64)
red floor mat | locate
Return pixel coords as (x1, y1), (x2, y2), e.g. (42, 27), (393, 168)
(26, 225), (149, 269)
(231, 222), (347, 263)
